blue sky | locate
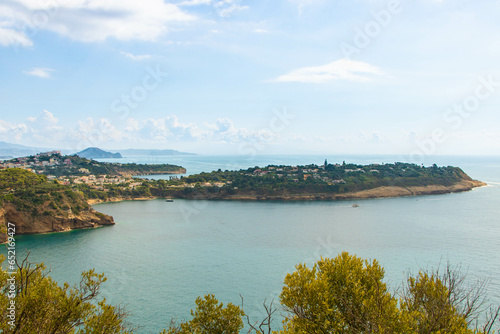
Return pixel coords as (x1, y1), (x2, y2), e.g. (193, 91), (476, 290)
(1, 0), (500, 157)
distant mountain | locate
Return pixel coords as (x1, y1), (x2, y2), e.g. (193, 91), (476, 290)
(0, 141), (52, 159)
(117, 149), (196, 156)
(76, 147), (123, 159)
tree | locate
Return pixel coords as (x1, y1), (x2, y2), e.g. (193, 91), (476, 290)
(278, 252), (406, 333)
(162, 294), (244, 334)
(400, 265), (500, 334)
(278, 252), (499, 334)
(2, 253), (498, 333)
(400, 271), (470, 333)
(0, 254), (132, 334)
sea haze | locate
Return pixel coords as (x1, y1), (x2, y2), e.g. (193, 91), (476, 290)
(5, 154), (500, 333)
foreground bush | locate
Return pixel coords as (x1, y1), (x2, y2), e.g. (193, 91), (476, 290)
(0, 254), (132, 334)
(1, 252), (498, 333)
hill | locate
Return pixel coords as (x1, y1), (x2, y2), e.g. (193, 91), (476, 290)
(0, 168), (114, 242)
(117, 148), (196, 156)
(156, 162), (486, 200)
(0, 152), (186, 177)
(0, 141), (52, 159)
(76, 147), (123, 159)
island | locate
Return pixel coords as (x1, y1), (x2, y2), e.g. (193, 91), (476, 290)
(76, 147), (123, 159)
(117, 148), (197, 156)
(0, 156), (486, 242)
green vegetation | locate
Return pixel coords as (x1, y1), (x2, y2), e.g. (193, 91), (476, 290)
(0, 152), (185, 177)
(52, 161), (480, 203)
(158, 162), (476, 200)
(0, 168), (91, 214)
(277, 253), (498, 333)
(0, 168), (47, 189)
(162, 294), (245, 334)
(2, 253), (497, 333)
(167, 253), (499, 334)
(1, 157), (479, 204)
(0, 255), (132, 333)
(53, 155), (185, 177)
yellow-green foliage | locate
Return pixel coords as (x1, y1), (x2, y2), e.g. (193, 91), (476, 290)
(0, 168), (89, 215)
(162, 294), (245, 334)
(277, 252), (493, 334)
(401, 272), (471, 333)
(1, 253), (497, 333)
(0, 255), (131, 334)
(0, 168), (46, 190)
(278, 252), (406, 333)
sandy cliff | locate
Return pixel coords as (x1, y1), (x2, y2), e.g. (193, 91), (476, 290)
(211, 179), (486, 201)
(0, 203), (114, 243)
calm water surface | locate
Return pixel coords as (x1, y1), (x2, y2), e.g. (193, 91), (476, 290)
(4, 155), (500, 333)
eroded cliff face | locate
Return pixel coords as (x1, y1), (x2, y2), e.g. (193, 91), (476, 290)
(0, 203), (114, 243)
(0, 207), (6, 244)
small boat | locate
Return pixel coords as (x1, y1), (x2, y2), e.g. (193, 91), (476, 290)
(165, 199), (174, 202)
(352, 203), (359, 208)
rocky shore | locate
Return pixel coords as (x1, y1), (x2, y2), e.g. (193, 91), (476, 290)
(0, 203), (114, 244)
(0, 177), (485, 243)
(181, 179), (486, 201)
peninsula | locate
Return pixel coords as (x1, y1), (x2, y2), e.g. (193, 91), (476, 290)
(155, 161), (485, 201)
(74, 161), (485, 203)
(0, 157), (486, 241)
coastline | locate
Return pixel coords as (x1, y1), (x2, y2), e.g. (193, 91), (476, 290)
(118, 169), (186, 177)
(189, 179), (486, 201)
(88, 196), (158, 205)
(2, 179), (486, 243)
(0, 203), (114, 244)
(89, 179), (487, 204)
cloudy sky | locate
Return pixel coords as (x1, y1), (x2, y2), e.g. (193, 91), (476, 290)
(1, 0), (500, 156)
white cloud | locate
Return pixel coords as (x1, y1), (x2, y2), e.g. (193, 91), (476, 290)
(288, 0), (326, 16)
(120, 52), (152, 61)
(178, 0), (213, 6)
(207, 118), (278, 144)
(0, 27), (33, 47)
(26, 110), (64, 144)
(216, 3), (249, 17)
(0, 0), (195, 46)
(274, 58), (385, 83)
(254, 28), (268, 33)
(73, 114), (284, 148)
(0, 119), (28, 142)
(179, 0), (249, 17)
(1, 113), (280, 149)
(1, 110), (65, 145)
(124, 116), (207, 143)
(71, 117), (124, 149)
(27, 110), (60, 129)
(23, 67), (55, 78)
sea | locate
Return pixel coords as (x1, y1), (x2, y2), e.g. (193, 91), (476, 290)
(3, 154), (500, 333)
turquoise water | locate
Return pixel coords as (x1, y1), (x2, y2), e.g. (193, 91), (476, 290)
(3, 155), (500, 333)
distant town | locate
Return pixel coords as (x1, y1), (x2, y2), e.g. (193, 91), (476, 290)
(0, 151), (482, 202)
(0, 151), (185, 192)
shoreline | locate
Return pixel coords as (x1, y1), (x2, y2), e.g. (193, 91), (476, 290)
(88, 196), (158, 205)
(3, 179), (486, 243)
(89, 180), (487, 205)
(119, 169), (186, 177)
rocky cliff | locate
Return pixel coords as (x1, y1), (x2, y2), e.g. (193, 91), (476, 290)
(0, 168), (115, 243)
(0, 203), (114, 243)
